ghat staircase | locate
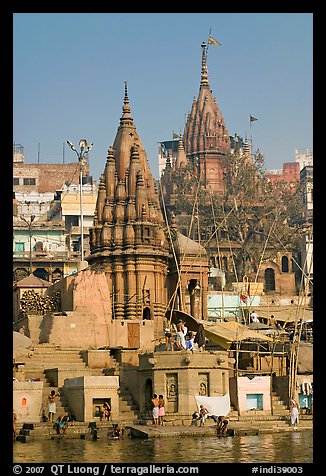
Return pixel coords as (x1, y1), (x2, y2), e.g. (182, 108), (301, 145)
(17, 343), (140, 422)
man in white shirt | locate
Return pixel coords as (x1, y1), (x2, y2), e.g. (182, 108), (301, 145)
(250, 310), (260, 323)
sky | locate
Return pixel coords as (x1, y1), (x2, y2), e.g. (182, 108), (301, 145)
(13, 12), (313, 182)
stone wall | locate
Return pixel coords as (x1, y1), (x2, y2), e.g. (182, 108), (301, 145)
(13, 380), (43, 423)
(18, 310), (156, 350)
(273, 375), (289, 406)
(38, 270), (157, 350)
(39, 311), (111, 348)
(48, 270), (112, 316)
(84, 350), (117, 368)
(235, 375), (271, 415)
(136, 351), (230, 417)
(63, 376), (119, 421)
(14, 315), (43, 342)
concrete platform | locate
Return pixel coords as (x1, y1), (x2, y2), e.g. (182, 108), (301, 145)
(127, 419), (313, 438)
(14, 416), (313, 442)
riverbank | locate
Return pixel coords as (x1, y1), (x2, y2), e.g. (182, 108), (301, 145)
(129, 418), (313, 438)
(15, 415), (313, 442)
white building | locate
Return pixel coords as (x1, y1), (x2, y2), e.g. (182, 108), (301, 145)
(295, 148), (313, 170)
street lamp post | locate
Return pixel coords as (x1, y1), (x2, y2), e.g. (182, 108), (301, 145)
(66, 139), (93, 261)
(20, 214), (36, 275)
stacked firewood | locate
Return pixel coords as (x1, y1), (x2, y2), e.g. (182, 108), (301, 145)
(19, 290), (61, 319)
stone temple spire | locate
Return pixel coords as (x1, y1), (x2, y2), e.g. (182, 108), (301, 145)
(88, 83), (170, 323)
(182, 42), (231, 194)
(175, 136), (187, 169)
(112, 81), (141, 181)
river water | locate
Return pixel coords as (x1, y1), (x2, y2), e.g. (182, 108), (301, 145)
(13, 431), (313, 464)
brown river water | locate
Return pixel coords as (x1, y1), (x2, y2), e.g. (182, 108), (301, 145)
(13, 431), (313, 464)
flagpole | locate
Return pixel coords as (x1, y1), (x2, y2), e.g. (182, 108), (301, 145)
(249, 115), (258, 157)
(249, 115), (253, 157)
(206, 28), (211, 59)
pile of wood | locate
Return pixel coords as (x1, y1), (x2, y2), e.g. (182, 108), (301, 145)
(19, 290), (61, 319)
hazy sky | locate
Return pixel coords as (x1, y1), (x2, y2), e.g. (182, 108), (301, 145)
(13, 12), (313, 181)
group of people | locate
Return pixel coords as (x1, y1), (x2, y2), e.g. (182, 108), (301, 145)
(47, 390), (73, 435)
(101, 401), (111, 421)
(165, 320), (206, 352)
(108, 423), (124, 439)
(151, 394), (165, 428)
(191, 406), (229, 436)
(47, 390), (113, 435)
(54, 413), (70, 435)
(17, 386), (301, 438)
(191, 405), (209, 427)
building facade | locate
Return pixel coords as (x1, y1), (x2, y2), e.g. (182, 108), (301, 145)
(13, 145), (98, 283)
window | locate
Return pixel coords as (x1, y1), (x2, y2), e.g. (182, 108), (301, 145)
(92, 398), (111, 418)
(13, 177), (20, 185)
(222, 257), (228, 271)
(15, 243), (25, 257)
(281, 256), (289, 272)
(35, 241), (44, 252)
(15, 243), (25, 252)
(23, 178), (36, 186)
(246, 393), (263, 410)
(265, 268), (275, 291)
(143, 227), (151, 243)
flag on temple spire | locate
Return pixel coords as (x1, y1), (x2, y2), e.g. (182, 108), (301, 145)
(240, 292), (247, 304)
(208, 36), (222, 46)
(250, 115), (258, 122)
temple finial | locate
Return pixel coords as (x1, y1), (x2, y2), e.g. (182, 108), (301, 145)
(200, 42), (209, 86)
(124, 81), (128, 101)
(122, 81), (131, 116)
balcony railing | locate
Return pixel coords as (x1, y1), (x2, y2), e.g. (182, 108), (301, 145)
(13, 249), (90, 261)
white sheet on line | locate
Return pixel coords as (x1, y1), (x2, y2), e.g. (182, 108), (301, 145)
(195, 394), (231, 417)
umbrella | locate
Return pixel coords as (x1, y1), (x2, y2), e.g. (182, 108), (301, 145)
(166, 309), (200, 332)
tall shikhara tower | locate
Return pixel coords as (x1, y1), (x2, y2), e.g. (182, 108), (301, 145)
(88, 83), (170, 322)
(183, 42), (231, 194)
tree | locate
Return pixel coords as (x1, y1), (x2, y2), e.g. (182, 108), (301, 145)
(161, 146), (305, 283)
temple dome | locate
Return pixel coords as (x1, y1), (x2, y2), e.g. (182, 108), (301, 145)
(173, 232), (207, 258)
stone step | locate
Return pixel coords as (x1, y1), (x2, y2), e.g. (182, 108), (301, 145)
(24, 363), (87, 370)
(28, 351), (85, 356)
(271, 398), (287, 406)
(22, 372), (45, 379)
(236, 414), (290, 421)
(120, 394), (134, 405)
(30, 349), (85, 355)
(24, 357), (86, 364)
(15, 420), (138, 442)
(24, 359), (86, 366)
(119, 401), (138, 412)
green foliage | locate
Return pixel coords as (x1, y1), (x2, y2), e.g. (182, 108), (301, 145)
(162, 148), (306, 279)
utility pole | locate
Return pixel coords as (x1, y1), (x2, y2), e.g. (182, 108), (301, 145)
(66, 139), (93, 261)
(20, 214), (36, 274)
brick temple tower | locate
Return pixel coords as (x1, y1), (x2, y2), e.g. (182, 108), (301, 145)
(183, 42), (231, 194)
(88, 83), (170, 324)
